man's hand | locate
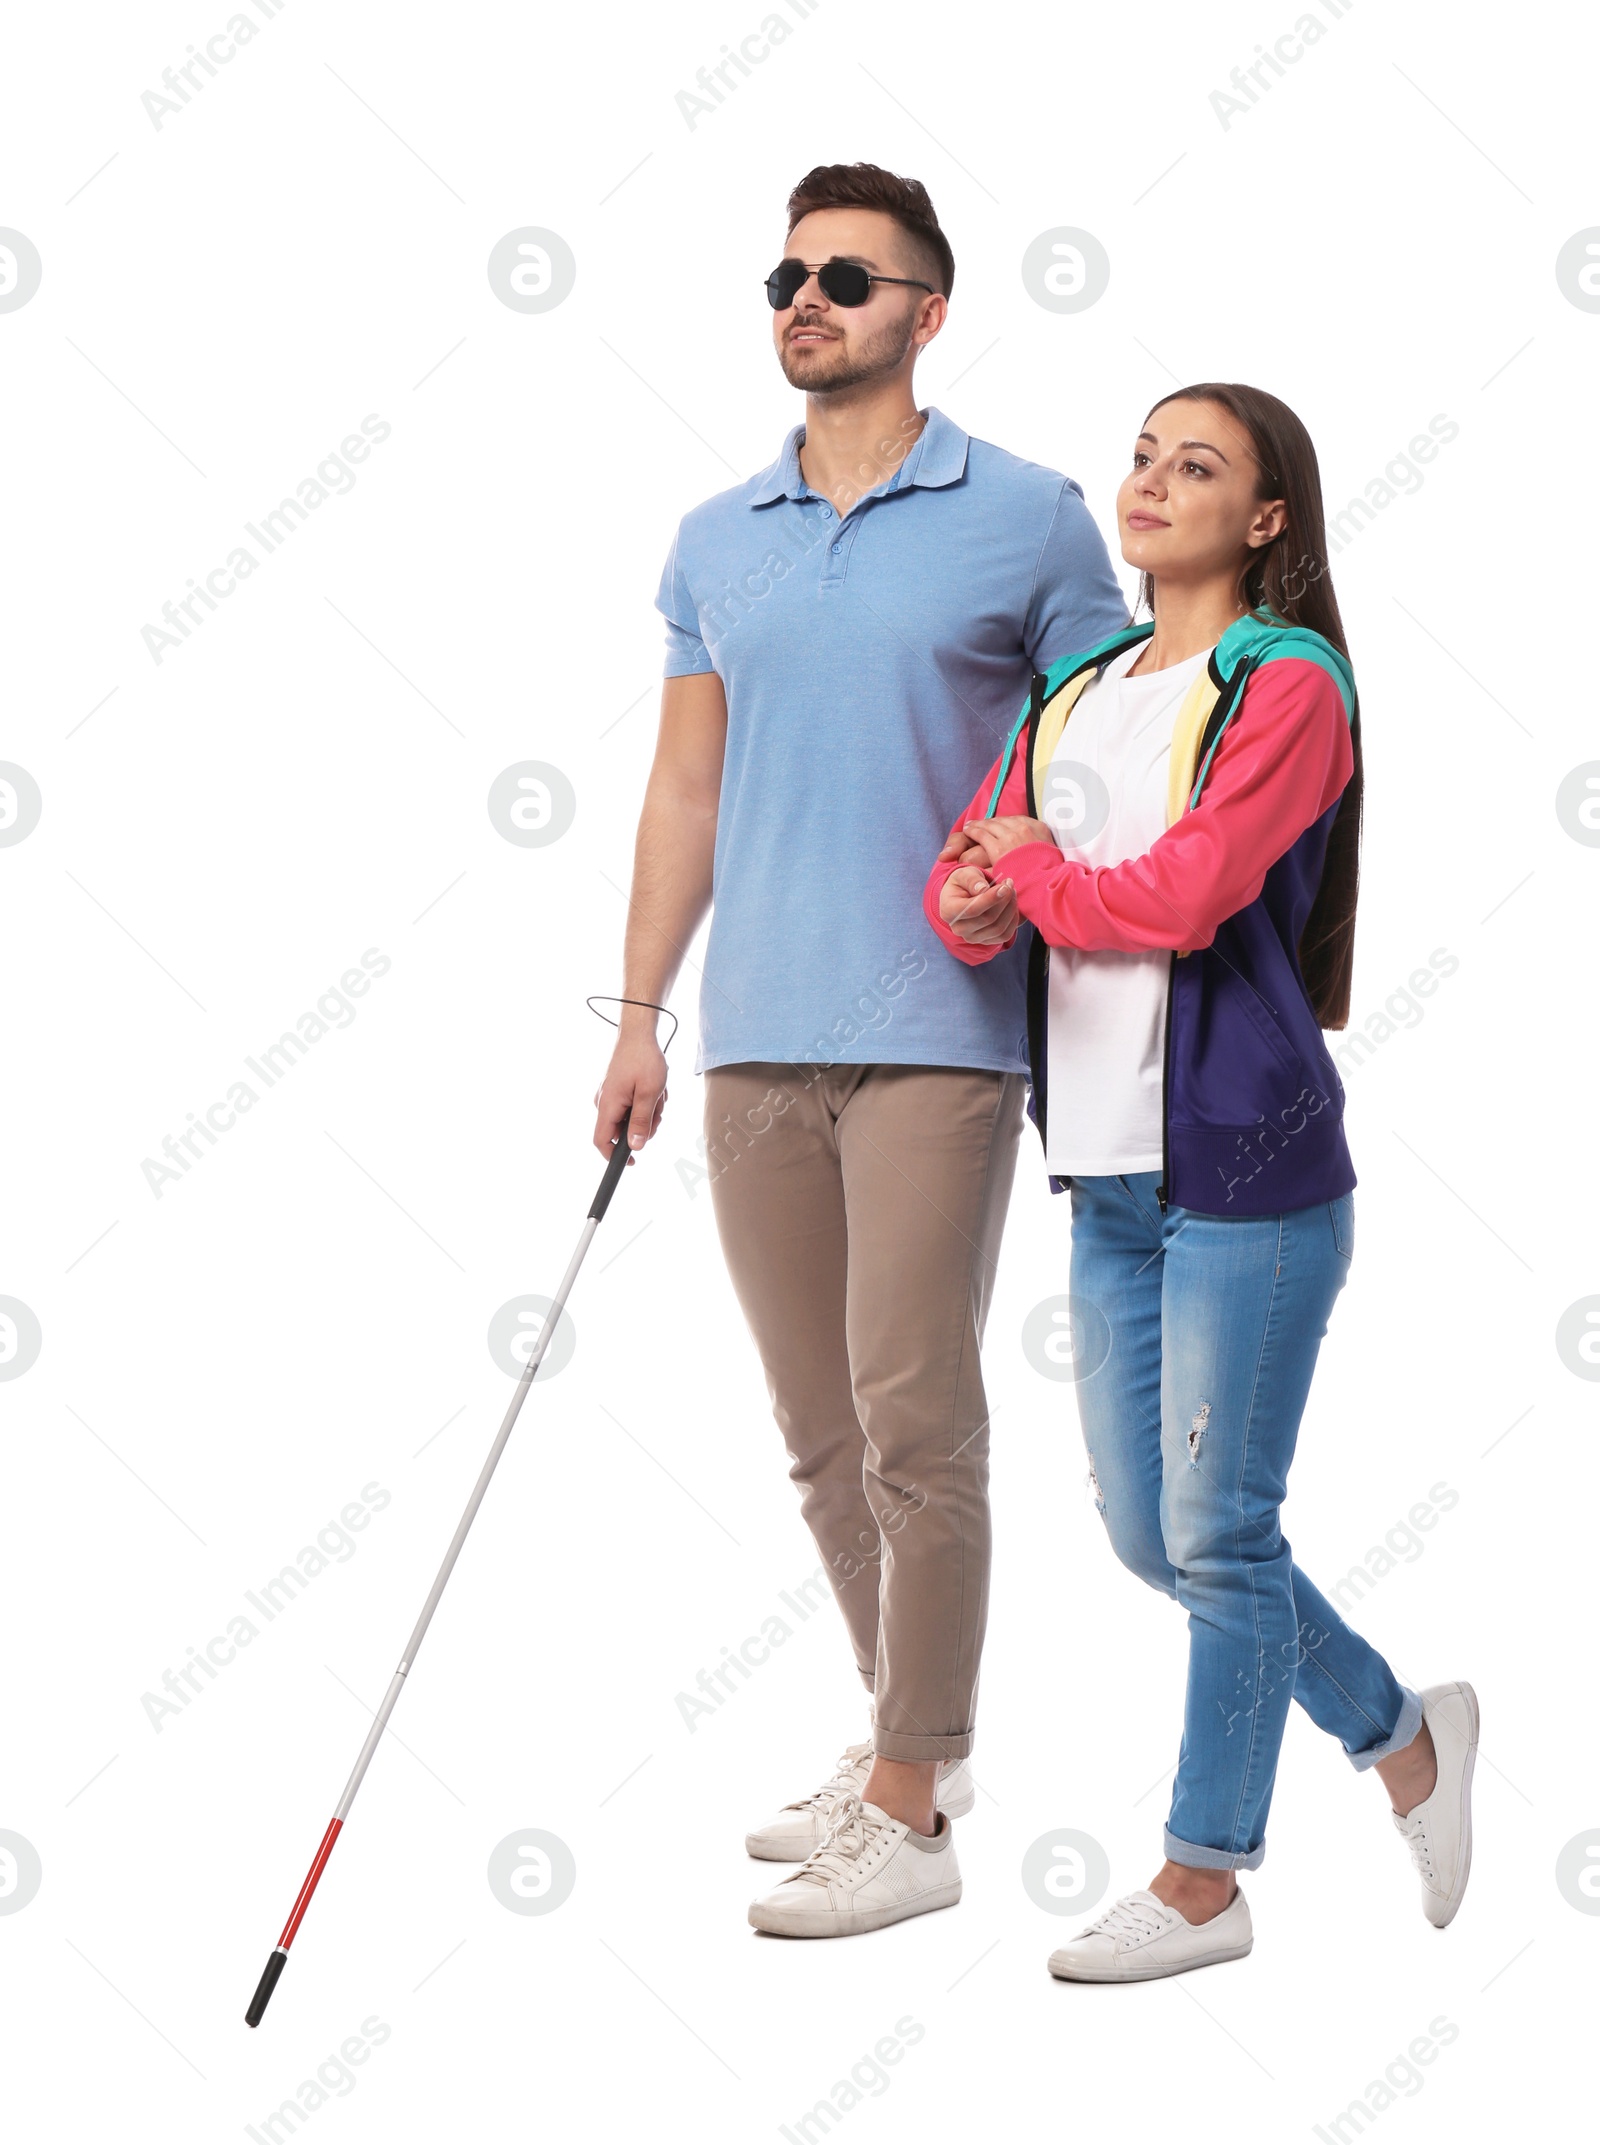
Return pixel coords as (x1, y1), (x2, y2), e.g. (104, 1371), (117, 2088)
(593, 1020), (668, 1161)
(960, 815), (1056, 865)
(937, 826), (987, 866)
(939, 864), (1020, 946)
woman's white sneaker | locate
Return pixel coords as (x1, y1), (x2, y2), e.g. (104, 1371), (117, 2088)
(1392, 1680), (1478, 1928)
(748, 1794), (961, 1937)
(1047, 1888), (1253, 1982)
(745, 1747), (975, 1861)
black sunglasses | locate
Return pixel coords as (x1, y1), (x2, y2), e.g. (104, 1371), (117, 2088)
(764, 257), (935, 310)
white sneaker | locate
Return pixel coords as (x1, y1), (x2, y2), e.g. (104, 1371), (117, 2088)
(748, 1795), (961, 1937)
(1047, 1887), (1253, 1983)
(744, 1743), (975, 1861)
(1392, 1680), (1478, 1928)
(936, 1757), (975, 1821)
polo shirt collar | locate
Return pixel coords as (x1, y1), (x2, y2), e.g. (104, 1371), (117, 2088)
(748, 405), (970, 505)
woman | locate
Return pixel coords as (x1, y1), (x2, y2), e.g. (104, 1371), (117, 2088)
(923, 383), (1477, 1982)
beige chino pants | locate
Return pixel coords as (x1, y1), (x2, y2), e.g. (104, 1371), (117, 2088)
(704, 1062), (1025, 1762)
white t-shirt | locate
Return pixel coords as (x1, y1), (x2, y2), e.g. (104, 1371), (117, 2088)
(1041, 639), (1214, 1176)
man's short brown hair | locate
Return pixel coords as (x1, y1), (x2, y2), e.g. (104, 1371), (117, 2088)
(785, 162), (954, 298)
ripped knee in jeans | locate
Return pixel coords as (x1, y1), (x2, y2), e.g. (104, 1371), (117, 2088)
(1187, 1401), (1210, 1465)
(1086, 1453), (1106, 1514)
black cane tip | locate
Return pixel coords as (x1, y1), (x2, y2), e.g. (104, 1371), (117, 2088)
(245, 1947), (289, 2028)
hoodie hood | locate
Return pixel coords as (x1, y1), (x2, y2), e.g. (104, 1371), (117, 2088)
(1216, 607), (1356, 723)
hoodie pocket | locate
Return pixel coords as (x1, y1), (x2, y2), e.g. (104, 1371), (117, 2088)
(1229, 970), (1304, 1080)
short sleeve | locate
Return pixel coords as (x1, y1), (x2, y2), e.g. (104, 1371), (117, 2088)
(655, 531), (714, 678)
(1024, 480), (1130, 673)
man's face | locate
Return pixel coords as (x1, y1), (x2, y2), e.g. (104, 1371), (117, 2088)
(771, 207), (943, 394)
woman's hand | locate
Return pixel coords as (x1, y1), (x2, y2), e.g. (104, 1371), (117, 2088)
(960, 815), (1056, 865)
(939, 864), (1020, 945)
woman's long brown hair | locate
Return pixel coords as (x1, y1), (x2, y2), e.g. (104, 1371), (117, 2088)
(1139, 383), (1361, 1031)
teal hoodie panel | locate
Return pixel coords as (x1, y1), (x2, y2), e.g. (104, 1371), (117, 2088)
(981, 610), (1355, 822)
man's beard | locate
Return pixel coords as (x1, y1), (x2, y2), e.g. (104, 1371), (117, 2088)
(778, 308), (918, 393)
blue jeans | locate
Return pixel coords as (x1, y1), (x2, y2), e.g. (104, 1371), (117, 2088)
(1068, 1171), (1422, 1871)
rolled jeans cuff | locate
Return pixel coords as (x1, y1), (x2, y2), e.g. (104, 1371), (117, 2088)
(1346, 1684), (1424, 1773)
(873, 1727), (974, 1763)
(1163, 1828), (1266, 1873)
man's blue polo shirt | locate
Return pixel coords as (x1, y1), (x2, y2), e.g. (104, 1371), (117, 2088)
(656, 406), (1128, 1077)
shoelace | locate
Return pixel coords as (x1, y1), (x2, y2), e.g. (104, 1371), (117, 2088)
(1397, 1812), (1436, 1882)
(788, 1793), (892, 1888)
(1083, 1894), (1170, 1948)
(783, 1742), (872, 1816)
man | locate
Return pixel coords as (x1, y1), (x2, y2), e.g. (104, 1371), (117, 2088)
(593, 161), (1127, 1937)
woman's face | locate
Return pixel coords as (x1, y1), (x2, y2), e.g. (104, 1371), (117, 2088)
(1116, 396), (1287, 589)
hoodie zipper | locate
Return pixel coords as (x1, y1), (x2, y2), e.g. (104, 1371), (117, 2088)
(1021, 669), (1051, 1142)
(1154, 953), (1176, 1212)
(1153, 652), (1255, 1214)
(1023, 670), (1047, 812)
(1008, 632), (1151, 1157)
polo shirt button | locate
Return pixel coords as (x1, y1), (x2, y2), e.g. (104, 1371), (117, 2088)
(831, 541), (842, 553)
(819, 505), (832, 518)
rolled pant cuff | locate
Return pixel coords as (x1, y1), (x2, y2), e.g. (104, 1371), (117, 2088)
(1346, 1685), (1424, 1773)
(873, 1729), (973, 1763)
(1163, 1828), (1265, 1872)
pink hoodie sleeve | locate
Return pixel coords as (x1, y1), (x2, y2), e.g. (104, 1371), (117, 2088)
(1001, 660), (1353, 953)
(923, 727), (1033, 964)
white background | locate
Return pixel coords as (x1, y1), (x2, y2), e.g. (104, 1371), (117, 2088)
(3, 0), (1593, 2137)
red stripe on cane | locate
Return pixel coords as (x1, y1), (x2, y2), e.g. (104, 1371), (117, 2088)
(277, 1818), (344, 1949)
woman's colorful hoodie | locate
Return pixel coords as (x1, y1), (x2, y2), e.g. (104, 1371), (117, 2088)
(922, 611), (1359, 1217)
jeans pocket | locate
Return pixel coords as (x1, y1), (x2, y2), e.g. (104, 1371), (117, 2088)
(1329, 1193), (1355, 1262)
